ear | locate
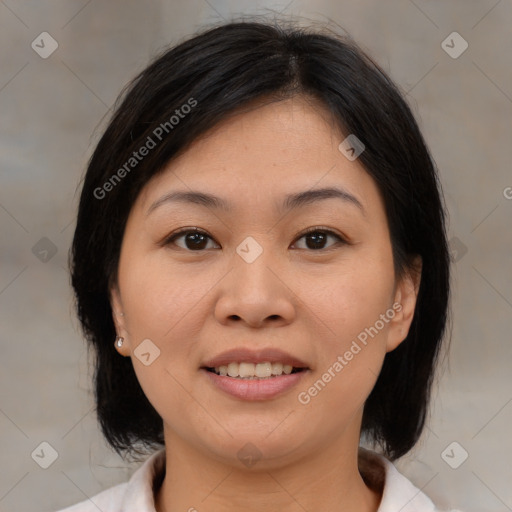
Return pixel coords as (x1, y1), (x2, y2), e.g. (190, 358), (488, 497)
(386, 255), (422, 353)
(110, 283), (130, 356)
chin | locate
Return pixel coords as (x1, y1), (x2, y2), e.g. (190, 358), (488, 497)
(202, 428), (307, 469)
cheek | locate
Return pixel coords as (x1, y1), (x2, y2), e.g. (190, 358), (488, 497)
(305, 249), (395, 341)
(118, 248), (204, 338)
(117, 250), (205, 425)
(299, 244), (395, 401)
(298, 275), (391, 422)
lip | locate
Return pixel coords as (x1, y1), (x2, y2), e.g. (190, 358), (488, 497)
(201, 347), (310, 369)
(201, 368), (310, 401)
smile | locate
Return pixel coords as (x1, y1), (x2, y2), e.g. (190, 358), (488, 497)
(206, 362), (306, 379)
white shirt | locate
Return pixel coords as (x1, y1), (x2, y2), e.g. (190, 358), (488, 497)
(56, 448), (461, 512)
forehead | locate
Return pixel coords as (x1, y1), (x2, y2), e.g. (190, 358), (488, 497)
(136, 96), (381, 217)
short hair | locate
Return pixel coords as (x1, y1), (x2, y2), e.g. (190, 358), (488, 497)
(70, 19), (451, 462)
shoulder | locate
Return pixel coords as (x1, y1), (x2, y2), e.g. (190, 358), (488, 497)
(54, 482), (128, 512)
(54, 449), (166, 512)
(358, 448), (464, 512)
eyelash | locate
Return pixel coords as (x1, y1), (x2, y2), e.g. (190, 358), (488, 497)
(162, 226), (348, 252)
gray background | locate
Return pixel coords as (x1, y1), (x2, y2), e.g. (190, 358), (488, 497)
(1, 1), (511, 511)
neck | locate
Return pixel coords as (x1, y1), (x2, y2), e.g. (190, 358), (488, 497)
(154, 433), (382, 512)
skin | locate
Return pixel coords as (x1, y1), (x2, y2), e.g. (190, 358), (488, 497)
(110, 95), (421, 512)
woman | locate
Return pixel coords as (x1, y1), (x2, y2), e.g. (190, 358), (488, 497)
(62, 19), (458, 512)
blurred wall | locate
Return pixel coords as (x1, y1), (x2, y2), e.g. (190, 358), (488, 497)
(0, 1), (511, 511)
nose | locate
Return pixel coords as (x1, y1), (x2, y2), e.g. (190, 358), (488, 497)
(214, 248), (296, 329)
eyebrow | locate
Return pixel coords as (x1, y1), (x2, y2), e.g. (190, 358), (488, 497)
(146, 186), (365, 216)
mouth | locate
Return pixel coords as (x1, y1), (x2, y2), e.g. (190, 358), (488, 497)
(200, 348), (310, 400)
(201, 364), (309, 401)
(203, 362), (308, 379)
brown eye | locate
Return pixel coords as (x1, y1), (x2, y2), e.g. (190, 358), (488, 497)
(165, 228), (218, 251)
(292, 228), (346, 251)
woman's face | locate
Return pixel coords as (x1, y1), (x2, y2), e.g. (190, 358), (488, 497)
(111, 95), (420, 468)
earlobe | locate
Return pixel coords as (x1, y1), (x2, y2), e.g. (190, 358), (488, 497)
(386, 256), (422, 353)
(114, 335), (130, 357)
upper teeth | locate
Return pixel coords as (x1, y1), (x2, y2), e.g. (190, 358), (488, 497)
(214, 362), (295, 378)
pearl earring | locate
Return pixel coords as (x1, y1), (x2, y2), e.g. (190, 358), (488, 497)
(115, 336), (124, 348)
